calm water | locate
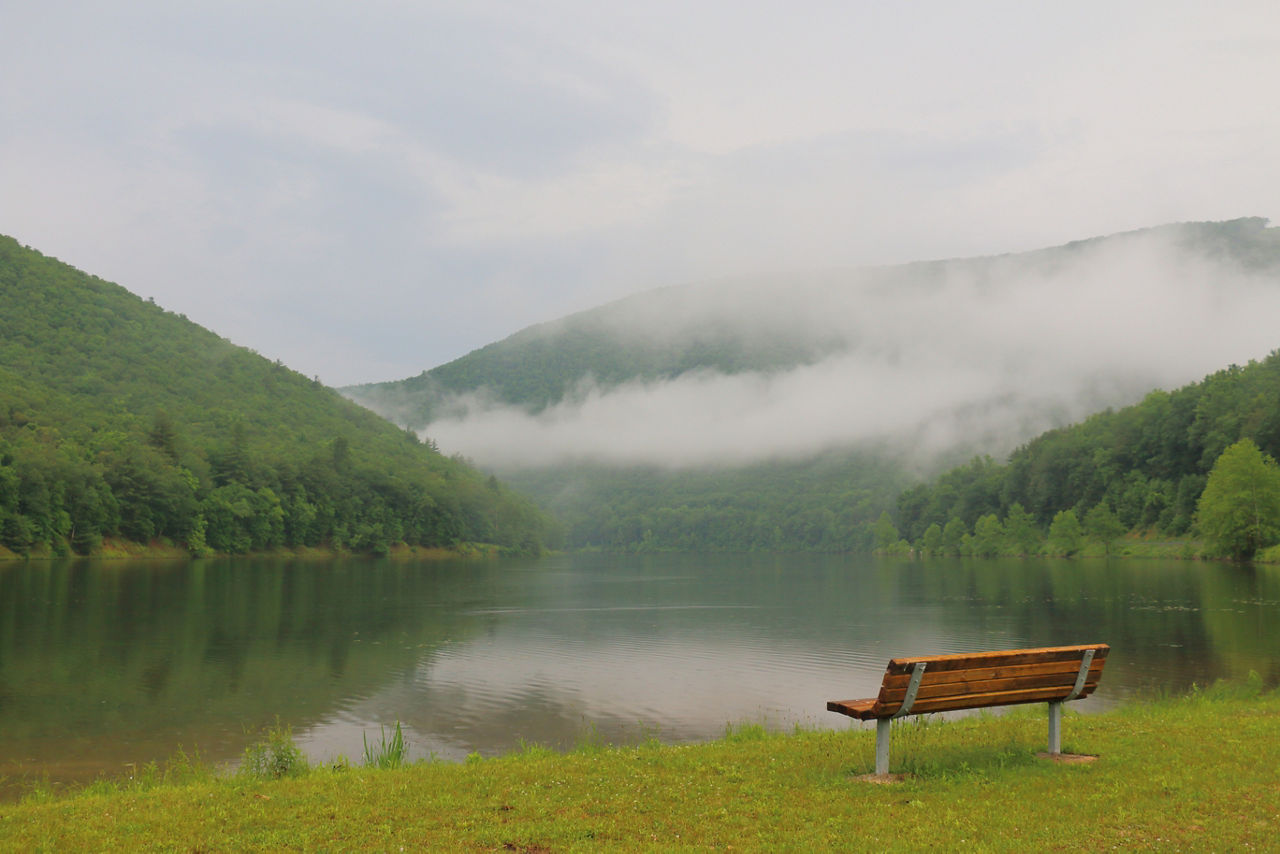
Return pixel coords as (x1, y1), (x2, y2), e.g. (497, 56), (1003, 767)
(2, 553), (1278, 796)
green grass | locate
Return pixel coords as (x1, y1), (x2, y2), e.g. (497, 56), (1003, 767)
(362, 720), (408, 770)
(2, 684), (1278, 851)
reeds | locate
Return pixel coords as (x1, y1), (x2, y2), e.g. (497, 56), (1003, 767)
(362, 720), (408, 769)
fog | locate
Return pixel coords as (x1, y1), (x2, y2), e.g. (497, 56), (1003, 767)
(4, 4), (1278, 384)
(420, 225), (1280, 470)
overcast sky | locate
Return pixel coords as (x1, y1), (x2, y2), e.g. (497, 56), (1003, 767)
(3, 1), (1278, 386)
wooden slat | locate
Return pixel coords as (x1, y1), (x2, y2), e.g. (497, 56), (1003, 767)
(888, 683), (1102, 715)
(829, 679), (1102, 720)
(877, 670), (1104, 704)
(884, 644), (1109, 676)
(837, 683), (1093, 719)
(826, 699), (876, 718)
(879, 659), (1106, 690)
(826, 644), (1109, 721)
(828, 701), (882, 721)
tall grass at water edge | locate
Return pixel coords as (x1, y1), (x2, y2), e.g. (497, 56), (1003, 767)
(362, 720), (408, 770)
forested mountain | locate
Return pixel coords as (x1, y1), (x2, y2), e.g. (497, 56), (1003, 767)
(894, 351), (1280, 556)
(344, 217), (1280, 427)
(0, 236), (557, 557)
(344, 218), (1280, 553)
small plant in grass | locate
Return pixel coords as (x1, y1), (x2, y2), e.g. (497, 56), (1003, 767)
(722, 721), (769, 742)
(573, 721), (607, 754)
(240, 718), (308, 780)
(362, 721), (408, 769)
(125, 761), (161, 789)
(516, 739), (555, 758)
(161, 746), (213, 787)
(633, 721), (666, 749)
(18, 777), (56, 805)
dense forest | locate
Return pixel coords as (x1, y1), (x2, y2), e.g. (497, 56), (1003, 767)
(502, 447), (913, 553)
(893, 351), (1280, 558)
(508, 347), (1280, 556)
(0, 236), (558, 558)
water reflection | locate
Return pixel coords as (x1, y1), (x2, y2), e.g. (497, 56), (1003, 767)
(0, 557), (484, 795)
(2, 553), (1278, 796)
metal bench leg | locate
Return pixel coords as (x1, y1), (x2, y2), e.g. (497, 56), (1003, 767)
(876, 718), (891, 775)
(1049, 649), (1094, 757)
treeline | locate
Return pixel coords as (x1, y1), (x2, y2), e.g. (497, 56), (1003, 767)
(873, 502), (1136, 559)
(893, 350), (1280, 556)
(0, 236), (557, 557)
(0, 421), (553, 557)
(503, 448), (911, 553)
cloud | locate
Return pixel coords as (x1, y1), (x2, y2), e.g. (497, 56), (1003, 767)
(422, 227), (1280, 469)
(1, 2), (1278, 386)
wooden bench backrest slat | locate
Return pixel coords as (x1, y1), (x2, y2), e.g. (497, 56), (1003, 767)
(827, 644), (1109, 721)
(877, 671), (1104, 705)
(878, 659), (1104, 689)
(883, 644), (1108, 675)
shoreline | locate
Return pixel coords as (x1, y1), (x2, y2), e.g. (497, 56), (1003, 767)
(0, 539), (510, 562)
(3, 683), (1277, 849)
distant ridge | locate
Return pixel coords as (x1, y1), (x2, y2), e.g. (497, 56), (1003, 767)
(343, 217), (1280, 429)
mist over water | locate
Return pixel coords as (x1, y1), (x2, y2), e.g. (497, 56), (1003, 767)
(421, 226), (1280, 470)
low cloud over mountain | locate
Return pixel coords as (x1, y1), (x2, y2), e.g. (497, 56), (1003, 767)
(351, 220), (1280, 471)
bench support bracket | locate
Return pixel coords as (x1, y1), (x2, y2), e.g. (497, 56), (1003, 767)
(892, 662), (927, 719)
(875, 661), (927, 774)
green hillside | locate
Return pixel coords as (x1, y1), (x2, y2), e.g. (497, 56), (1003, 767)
(894, 350), (1280, 558)
(0, 236), (557, 557)
(344, 281), (848, 426)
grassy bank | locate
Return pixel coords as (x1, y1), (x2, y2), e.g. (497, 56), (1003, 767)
(881, 531), (1280, 562)
(2, 683), (1278, 851)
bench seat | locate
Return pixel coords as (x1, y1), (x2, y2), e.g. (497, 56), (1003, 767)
(828, 643), (1109, 776)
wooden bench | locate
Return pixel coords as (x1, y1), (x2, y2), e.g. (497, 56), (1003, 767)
(827, 644), (1109, 776)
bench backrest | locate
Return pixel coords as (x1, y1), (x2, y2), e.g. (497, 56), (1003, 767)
(855, 644), (1109, 720)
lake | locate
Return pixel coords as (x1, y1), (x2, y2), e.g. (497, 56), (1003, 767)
(3, 553), (1278, 797)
